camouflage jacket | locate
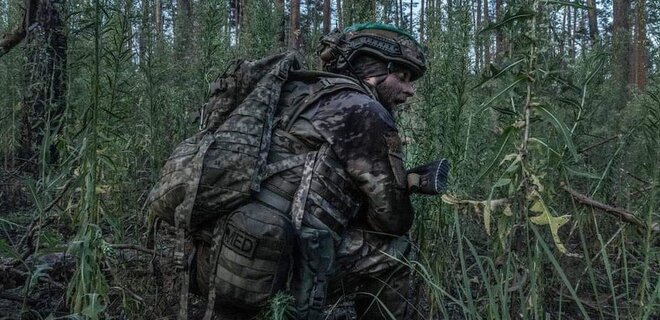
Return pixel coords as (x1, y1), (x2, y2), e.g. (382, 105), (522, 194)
(258, 77), (414, 237)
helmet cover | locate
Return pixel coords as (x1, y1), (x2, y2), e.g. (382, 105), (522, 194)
(318, 23), (426, 80)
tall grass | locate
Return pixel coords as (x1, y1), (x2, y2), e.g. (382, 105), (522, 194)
(404, 1), (659, 319)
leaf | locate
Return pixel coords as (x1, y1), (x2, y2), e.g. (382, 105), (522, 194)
(441, 194), (462, 205)
(503, 204), (513, 217)
(530, 174), (544, 192)
(583, 54), (605, 87)
(474, 126), (518, 184)
(81, 293), (106, 318)
(0, 238), (21, 260)
(534, 105), (579, 162)
(500, 153), (522, 173)
(529, 199), (571, 254)
(473, 59), (525, 89)
(478, 76), (526, 114)
(528, 137), (561, 156)
(483, 203), (492, 235)
(565, 166), (601, 180)
(544, 0), (593, 10)
(494, 178), (511, 188)
(480, 8), (536, 34)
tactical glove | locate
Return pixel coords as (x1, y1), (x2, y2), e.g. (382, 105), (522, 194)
(407, 159), (450, 195)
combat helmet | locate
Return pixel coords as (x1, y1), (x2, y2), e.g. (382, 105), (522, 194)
(318, 23), (426, 81)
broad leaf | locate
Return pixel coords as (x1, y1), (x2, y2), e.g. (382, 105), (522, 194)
(529, 198), (571, 254)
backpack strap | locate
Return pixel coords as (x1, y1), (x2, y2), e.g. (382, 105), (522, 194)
(175, 131), (215, 320)
(279, 74), (369, 132)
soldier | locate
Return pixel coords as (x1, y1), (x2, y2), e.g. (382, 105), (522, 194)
(194, 23), (447, 320)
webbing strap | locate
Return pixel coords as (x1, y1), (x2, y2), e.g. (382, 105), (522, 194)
(290, 150), (319, 230)
(263, 153), (308, 180)
(176, 132), (214, 320)
(255, 187), (292, 213)
(203, 218), (226, 320)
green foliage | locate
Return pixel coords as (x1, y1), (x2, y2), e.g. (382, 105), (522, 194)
(0, 0), (658, 318)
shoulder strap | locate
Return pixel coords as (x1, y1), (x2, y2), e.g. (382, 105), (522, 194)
(280, 73), (369, 132)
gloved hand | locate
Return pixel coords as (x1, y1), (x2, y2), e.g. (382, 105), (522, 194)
(407, 159), (450, 195)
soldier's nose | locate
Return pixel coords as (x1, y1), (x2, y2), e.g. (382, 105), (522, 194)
(402, 82), (415, 97)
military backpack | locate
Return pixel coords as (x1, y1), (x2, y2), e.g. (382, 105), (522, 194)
(146, 51), (368, 319)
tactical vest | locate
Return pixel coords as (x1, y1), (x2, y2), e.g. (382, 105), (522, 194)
(194, 72), (370, 319)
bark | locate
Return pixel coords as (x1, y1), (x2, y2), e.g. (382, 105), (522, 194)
(0, 0), (38, 58)
(483, 0), (491, 67)
(632, 0), (647, 90)
(394, 0), (399, 27)
(275, 0), (285, 46)
(175, 0), (193, 58)
(323, 0), (331, 34)
(290, 0), (301, 49)
(337, 0), (343, 30)
(139, 0), (150, 63)
(587, 0), (598, 41)
(495, 0), (504, 60)
(475, 0), (482, 71)
(409, 0), (413, 33)
(17, 0), (67, 174)
(613, 0), (631, 104)
(154, 0), (162, 40)
(420, 0), (425, 41)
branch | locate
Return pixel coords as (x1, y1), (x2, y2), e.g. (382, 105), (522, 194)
(562, 185), (659, 233)
(0, 291), (39, 305)
(0, 0), (38, 58)
(111, 244), (156, 256)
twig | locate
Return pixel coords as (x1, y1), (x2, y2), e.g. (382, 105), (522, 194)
(562, 185), (659, 233)
(111, 244), (156, 256)
(11, 180), (73, 267)
(579, 135), (619, 153)
(0, 291), (39, 305)
(12, 216), (57, 268)
(0, 265), (65, 290)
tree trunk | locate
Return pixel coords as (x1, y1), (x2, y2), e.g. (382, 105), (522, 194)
(139, 0), (150, 63)
(394, 0), (399, 27)
(17, 0), (67, 174)
(337, 0), (343, 30)
(495, 0), (504, 60)
(613, 0), (631, 104)
(275, 0), (285, 46)
(419, 0), (425, 41)
(290, 0), (301, 49)
(409, 0), (413, 33)
(175, 0), (193, 59)
(475, 0), (482, 71)
(632, 0), (647, 90)
(483, 0), (491, 67)
(153, 0), (162, 41)
(587, 0), (598, 42)
(323, 0), (331, 34)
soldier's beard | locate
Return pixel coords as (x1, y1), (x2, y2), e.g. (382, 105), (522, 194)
(375, 77), (411, 112)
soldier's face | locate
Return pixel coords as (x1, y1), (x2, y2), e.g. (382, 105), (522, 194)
(375, 69), (415, 110)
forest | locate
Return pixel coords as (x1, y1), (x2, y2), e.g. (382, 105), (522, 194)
(0, 0), (658, 319)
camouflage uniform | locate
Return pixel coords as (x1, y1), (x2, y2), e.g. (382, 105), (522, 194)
(269, 78), (414, 319)
(194, 23), (430, 320)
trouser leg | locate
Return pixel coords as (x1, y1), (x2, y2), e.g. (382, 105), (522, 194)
(327, 230), (416, 320)
(327, 264), (412, 319)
